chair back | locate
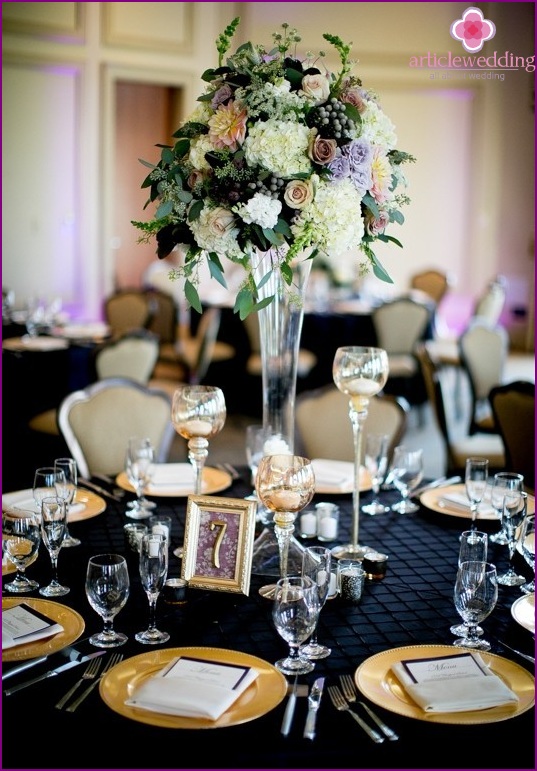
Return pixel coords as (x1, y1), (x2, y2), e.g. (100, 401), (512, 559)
(94, 329), (159, 384)
(295, 385), (408, 463)
(372, 297), (431, 355)
(410, 270), (450, 305)
(243, 310), (317, 378)
(104, 290), (154, 337)
(489, 380), (535, 492)
(145, 289), (177, 345)
(57, 377), (174, 478)
(473, 277), (506, 325)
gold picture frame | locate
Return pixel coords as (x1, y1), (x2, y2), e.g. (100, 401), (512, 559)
(181, 496), (257, 595)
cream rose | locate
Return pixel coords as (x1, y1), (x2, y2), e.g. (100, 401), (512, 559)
(300, 74), (330, 104)
(284, 179), (315, 209)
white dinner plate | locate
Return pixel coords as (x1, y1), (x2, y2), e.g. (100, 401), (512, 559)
(116, 464), (232, 497)
(511, 593), (535, 634)
(2, 488), (106, 522)
(311, 459), (372, 495)
(2, 336), (68, 352)
(420, 483), (535, 520)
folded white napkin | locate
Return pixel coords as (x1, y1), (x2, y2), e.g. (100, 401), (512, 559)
(125, 655), (259, 720)
(2, 603), (64, 650)
(391, 652), (519, 713)
(311, 459), (355, 489)
(438, 492), (494, 517)
(146, 464), (195, 492)
(2, 497), (85, 517)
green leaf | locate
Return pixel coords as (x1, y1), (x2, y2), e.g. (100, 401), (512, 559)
(234, 287), (255, 319)
(155, 200), (174, 219)
(262, 227), (285, 247)
(139, 158), (157, 170)
(174, 138), (190, 158)
(161, 147), (174, 165)
(176, 190), (193, 204)
(184, 280), (203, 313)
(371, 254), (394, 283)
(285, 67), (304, 87)
(188, 200), (204, 222)
(255, 271), (273, 291)
(274, 218), (292, 238)
(280, 263), (293, 285)
(377, 233), (403, 248)
(391, 210), (405, 225)
(362, 194), (380, 219)
(344, 102), (361, 124)
(207, 254), (228, 287)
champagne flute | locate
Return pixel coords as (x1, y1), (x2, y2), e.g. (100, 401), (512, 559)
(453, 561), (498, 650)
(135, 533), (170, 645)
(518, 513), (535, 594)
(39, 496), (69, 597)
(490, 472), (524, 545)
(125, 437), (155, 520)
(272, 575), (318, 675)
(464, 457), (489, 530)
(54, 457), (81, 547)
(33, 466), (65, 517)
(171, 385), (226, 495)
(332, 346), (389, 558)
(450, 530), (488, 636)
(362, 433), (390, 515)
(497, 490), (527, 587)
(391, 446), (424, 514)
(85, 554), (130, 647)
(299, 546), (332, 660)
(2, 514), (40, 592)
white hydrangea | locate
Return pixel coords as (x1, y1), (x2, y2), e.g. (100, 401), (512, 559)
(185, 102), (212, 125)
(188, 135), (214, 171)
(244, 119), (313, 177)
(189, 205), (243, 258)
(234, 192), (282, 229)
(360, 102), (398, 151)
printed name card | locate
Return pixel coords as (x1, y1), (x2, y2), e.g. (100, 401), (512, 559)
(2, 603), (64, 650)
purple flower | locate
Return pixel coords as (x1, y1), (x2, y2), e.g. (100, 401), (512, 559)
(211, 84), (233, 110)
(350, 167), (371, 195)
(342, 139), (372, 170)
(327, 152), (350, 181)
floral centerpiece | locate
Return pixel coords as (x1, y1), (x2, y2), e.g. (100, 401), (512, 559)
(133, 18), (415, 317)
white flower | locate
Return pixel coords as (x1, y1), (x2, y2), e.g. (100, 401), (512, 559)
(360, 101), (398, 150)
(235, 193), (282, 229)
(244, 119), (313, 177)
(189, 206), (242, 258)
(188, 135), (214, 171)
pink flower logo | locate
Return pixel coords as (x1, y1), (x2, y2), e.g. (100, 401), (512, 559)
(450, 7), (496, 53)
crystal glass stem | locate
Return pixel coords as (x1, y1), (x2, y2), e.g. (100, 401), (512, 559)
(187, 437), (209, 495)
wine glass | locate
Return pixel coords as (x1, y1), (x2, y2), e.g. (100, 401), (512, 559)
(135, 533), (170, 645)
(256, 454), (316, 597)
(33, 466), (65, 517)
(497, 490), (527, 587)
(171, 385), (227, 495)
(490, 472), (524, 545)
(54, 457), (81, 547)
(362, 433), (390, 515)
(272, 575), (318, 675)
(332, 346), (389, 558)
(391, 446), (423, 514)
(464, 457), (489, 530)
(85, 553), (130, 648)
(245, 424), (291, 520)
(2, 514), (41, 592)
(39, 496), (70, 597)
(518, 513), (535, 594)
(299, 546), (332, 660)
(453, 561), (498, 650)
(125, 437), (155, 520)
(450, 530), (488, 636)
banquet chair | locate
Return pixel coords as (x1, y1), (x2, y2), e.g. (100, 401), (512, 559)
(104, 289), (155, 338)
(410, 269), (451, 305)
(416, 344), (505, 477)
(458, 321), (509, 435)
(295, 385), (409, 464)
(57, 377), (175, 479)
(473, 275), (507, 325)
(489, 380), (535, 493)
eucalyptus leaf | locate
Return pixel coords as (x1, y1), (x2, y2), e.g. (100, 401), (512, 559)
(185, 280), (203, 313)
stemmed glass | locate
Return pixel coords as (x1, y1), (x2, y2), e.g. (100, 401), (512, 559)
(497, 490), (527, 587)
(453, 561), (498, 650)
(518, 513), (535, 595)
(245, 424), (291, 520)
(125, 437), (155, 520)
(391, 446), (423, 514)
(85, 554), (130, 648)
(135, 533), (170, 645)
(332, 346), (389, 558)
(465, 457), (489, 530)
(256, 454), (316, 597)
(490, 472), (524, 545)
(39, 496), (70, 597)
(450, 530), (488, 636)
(362, 433), (390, 515)
(299, 546), (332, 660)
(272, 575), (318, 675)
(54, 457), (81, 547)
(171, 385), (226, 495)
(33, 466), (65, 517)
(2, 514), (41, 592)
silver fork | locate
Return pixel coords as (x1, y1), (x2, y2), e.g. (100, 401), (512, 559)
(65, 653), (123, 713)
(327, 686), (384, 743)
(54, 657), (102, 710)
(340, 674), (399, 741)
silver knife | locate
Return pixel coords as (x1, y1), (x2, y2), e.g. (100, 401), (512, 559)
(78, 478), (122, 502)
(4, 651), (106, 695)
(411, 475), (461, 499)
(2, 640), (90, 681)
(304, 676), (325, 740)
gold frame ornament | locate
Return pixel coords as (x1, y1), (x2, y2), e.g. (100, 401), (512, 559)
(181, 496), (256, 595)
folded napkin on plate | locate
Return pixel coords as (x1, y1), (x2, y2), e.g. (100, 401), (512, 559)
(2, 603), (64, 650)
(311, 459), (354, 489)
(2, 498), (85, 517)
(125, 655), (259, 720)
(391, 652), (518, 713)
(147, 464), (195, 491)
(438, 492), (494, 516)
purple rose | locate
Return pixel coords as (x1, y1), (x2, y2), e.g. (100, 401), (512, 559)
(327, 153), (350, 181)
(342, 139), (372, 170)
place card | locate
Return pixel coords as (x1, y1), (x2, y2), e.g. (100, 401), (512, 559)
(2, 603), (64, 649)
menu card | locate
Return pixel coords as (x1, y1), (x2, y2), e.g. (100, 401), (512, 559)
(125, 655), (259, 720)
(2, 603), (64, 650)
(391, 652), (519, 712)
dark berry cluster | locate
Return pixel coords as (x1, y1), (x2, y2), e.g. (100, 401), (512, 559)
(307, 98), (356, 144)
(248, 175), (285, 200)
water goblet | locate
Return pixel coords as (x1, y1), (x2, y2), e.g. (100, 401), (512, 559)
(391, 446), (423, 514)
(299, 546), (332, 660)
(135, 533), (170, 645)
(39, 496), (70, 597)
(453, 561), (498, 650)
(497, 490), (527, 587)
(450, 530), (488, 636)
(2, 514), (41, 592)
(518, 513), (535, 594)
(362, 433), (390, 515)
(490, 472), (524, 545)
(85, 553), (130, 648)
(272, 575), (318, 675)
(54, 457), (81, 547)
(464, 457), (489, 530)
(171, 385), (226, 495)
(332, 346), (389, 558)
(125, 437), (155, 520)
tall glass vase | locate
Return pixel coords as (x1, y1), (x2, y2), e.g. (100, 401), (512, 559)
(250, 247), (312, 577)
